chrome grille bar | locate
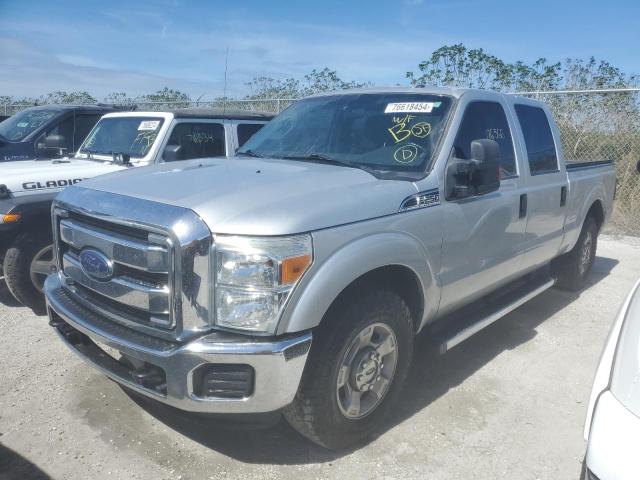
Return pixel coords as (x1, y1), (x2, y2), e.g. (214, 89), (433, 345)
(60, 218), (169, 273)
(62, 253), (170, 315)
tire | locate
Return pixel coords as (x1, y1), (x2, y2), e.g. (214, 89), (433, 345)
(553, 215), (598, 291)
(4, 232), (54, 315)
(284, 288), (414, 449)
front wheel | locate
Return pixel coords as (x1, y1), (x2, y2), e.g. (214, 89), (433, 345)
(284, 288), (414, 449)
(4, 232), (55, 314)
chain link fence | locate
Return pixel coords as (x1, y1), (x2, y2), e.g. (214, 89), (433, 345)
(1, 99), (297, 116)
(2, 89), (639, 233)
(514, 88), (640, 235)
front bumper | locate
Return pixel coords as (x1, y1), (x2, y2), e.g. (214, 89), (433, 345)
(44, 274), (312, 414)
(585, 391), (640, 480)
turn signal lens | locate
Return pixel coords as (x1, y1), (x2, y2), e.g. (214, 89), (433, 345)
(0, 213), (21, 224)
(281, 254), (312, 284)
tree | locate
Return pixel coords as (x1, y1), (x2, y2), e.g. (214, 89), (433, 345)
(139, 87), (191, 108)
(104, 92), (137, 107)
(40, 90), (96, 104)
(406, 43), (561, 92)
(245, 68), (368, 100)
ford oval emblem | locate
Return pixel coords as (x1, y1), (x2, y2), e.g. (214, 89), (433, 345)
(79, 249), (114, 281)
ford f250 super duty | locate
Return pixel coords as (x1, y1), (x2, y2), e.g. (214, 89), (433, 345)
(44, 87), (615, 449)
(1, 109), (273, 312)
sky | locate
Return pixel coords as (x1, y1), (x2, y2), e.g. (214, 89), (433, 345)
(0, 0), (639, 100)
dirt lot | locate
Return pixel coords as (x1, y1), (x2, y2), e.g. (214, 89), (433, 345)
(1, 234), (639, 480)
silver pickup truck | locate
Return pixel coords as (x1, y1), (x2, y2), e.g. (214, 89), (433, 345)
(44, 87), (615, 449)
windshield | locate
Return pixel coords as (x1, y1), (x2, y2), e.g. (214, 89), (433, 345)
(238, 93), (453, 176)
(79, 116), (165, 158)
(0, 109), (59, 141)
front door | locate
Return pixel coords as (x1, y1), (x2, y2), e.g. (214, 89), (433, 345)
(439, 100), (528, 314)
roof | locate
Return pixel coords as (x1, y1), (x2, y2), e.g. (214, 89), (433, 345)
(169, 108), (276, 120)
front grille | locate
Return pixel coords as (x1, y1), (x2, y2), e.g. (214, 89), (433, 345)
(56, 210), (174, 333)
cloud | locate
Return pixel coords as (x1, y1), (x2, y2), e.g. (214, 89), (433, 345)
(0, 36), (226, 99)
(0, 14), (456, 100)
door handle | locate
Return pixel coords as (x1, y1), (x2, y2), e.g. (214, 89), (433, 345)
(520, 193), (527, 218)
(560, 186), (567, 206)
(519, 193), (527, 219)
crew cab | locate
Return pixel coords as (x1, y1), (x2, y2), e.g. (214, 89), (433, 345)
(0, 104), (120, 162)
(44, 88), (616, 449)
(1, 109), (273, 312)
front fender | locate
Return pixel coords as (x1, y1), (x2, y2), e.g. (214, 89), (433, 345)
(277, 230), (439, 335)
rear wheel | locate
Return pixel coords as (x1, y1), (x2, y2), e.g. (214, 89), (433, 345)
(284, 288), (414, 449)
(553, 215), (598, 291)
(4, 232), (55, 314)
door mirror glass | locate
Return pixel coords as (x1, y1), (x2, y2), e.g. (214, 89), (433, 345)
(446, 139), (501, 200)
(163, 144), (183, 162)
(44, 134), (66, 149)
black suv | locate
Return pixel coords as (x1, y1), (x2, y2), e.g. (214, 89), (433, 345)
(0, 104), (123, 162)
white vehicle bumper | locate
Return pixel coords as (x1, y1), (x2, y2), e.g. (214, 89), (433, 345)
(586, 391), (640, 480)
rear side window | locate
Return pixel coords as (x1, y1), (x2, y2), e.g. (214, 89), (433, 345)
(515, 105), (558, 175)
(452, 101), (517, 179)
(237, 123), (265, 147)
(166, 122), (225, 161)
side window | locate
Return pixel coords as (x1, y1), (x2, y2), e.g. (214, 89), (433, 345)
(165, 122), (225, 161)
(74, 114), (103, 151)
(45, 115), (74, 152)
(514, 105), (558, 175)
(452, 101), (517, 179)
(237, 123), (265, 147)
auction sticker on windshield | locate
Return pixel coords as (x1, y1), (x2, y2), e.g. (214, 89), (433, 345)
(385, 102), (441, 114)
(138, 120), (161, 131)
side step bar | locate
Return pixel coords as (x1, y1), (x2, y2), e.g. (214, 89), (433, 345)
(433, 274), (556, 354)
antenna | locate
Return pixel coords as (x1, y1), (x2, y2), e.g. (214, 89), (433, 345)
(222, 47), (229, 114)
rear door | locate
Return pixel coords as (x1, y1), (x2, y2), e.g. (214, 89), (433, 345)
(511, 101), (568, 268)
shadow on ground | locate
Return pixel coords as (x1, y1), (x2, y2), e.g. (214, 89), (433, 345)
(114, 257), (618, 464)
(0, 278), (21, 308)
(0, 443), (51, 480)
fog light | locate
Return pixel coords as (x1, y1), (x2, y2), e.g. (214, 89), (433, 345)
(193, 364), (254, 399)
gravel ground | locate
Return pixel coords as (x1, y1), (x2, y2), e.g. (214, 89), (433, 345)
(1, 234), (639, 480)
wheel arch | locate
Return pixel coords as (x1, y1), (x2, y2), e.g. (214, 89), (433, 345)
(277, 232), (439, 335)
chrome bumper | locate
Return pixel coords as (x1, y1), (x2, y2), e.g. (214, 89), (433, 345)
(44, 274), (311, 414)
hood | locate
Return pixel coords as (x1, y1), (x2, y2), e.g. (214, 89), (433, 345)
(2, 158), (127, 196)
(77, 157), (423, 235)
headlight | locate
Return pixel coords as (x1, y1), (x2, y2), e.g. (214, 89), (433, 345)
(214, 234), (312, 333)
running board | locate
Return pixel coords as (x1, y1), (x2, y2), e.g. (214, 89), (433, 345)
(433, 275), (556, 354)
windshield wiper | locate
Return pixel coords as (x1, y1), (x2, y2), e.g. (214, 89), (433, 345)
(236, 149), (264, 158)
(280, 153), (378, 176)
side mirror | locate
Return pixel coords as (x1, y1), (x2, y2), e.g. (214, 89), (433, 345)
(37, 134), (67, 158)
(446, 139), (501, 200)
(44, 134), (66, 150)
(163, 144), (183, 162)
